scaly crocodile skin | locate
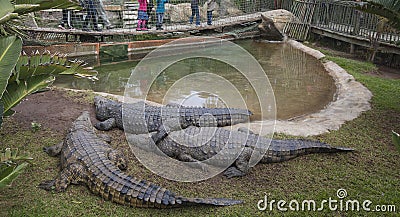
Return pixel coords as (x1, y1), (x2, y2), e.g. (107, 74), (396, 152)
(93, 96), (252, 134)
(149, 126), (354, 178)
(39, 112), (242, 208)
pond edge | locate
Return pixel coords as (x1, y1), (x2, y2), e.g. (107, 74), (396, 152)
(238, 39), (373, 136)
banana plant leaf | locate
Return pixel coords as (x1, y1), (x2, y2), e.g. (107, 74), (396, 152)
(0, 36), (22, 99)
(15, 51), (98, 81)
(0, 162), (29, 188)
(1, 50), (97, 118)
(1, 148), (33, 162)
(1, 74), (55, 116)
(341, 0), (400, 30)
(393, 130), (400, 152)
(0, 0), (14, 16)
(13, 4), (41, 15)
(0, 102), (3, 128)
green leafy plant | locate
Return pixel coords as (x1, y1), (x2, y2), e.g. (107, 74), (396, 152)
(393, 130), (400, 152)
(0, 36), (98, 127)
(31, 121), (41, 132)
(0, 0), (97, 129)
(0, 148), (33, 188)
(341, 0), (400, 30)
(0, 0), (81, 36)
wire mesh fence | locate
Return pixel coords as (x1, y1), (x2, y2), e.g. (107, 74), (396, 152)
(27, 0), (399, 46)
(33, 0), (274, 31)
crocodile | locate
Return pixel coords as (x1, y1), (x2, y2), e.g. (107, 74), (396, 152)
(94, 96), (252, 134)
(39, 112), (242, 208)
(131, 126), (354, 178)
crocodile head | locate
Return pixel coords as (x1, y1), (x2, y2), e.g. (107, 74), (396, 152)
(94, 96), (120, 121)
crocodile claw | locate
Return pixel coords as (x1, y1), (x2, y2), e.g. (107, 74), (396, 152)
(38, 179), (56, 191)
(223, 167), (246, 178)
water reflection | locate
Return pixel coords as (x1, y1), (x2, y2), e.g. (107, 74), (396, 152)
(54, 40), (335, 120)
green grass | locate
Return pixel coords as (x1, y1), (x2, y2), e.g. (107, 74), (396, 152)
(0, 53), (399, 216)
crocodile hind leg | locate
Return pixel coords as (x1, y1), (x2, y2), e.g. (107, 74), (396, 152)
(223, 147), (252, 178)
(94, 118), (116, 131)
(237, 127), (255, 135)
(107, 149), (128, 170)
(43, 142), (64, 157)
(39, 163), (87, 192)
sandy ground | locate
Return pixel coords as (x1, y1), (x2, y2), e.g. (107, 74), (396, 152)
(12, 89), (95, 133)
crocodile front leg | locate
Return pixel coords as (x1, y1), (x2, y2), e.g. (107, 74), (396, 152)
(223, 147), (252, 178)
(43, 142), (64, 157)
(107, 149), (128, 170)
(38, 163), (88, 192)
(177, 153), (208, 172)
(95, 118), (116, 131)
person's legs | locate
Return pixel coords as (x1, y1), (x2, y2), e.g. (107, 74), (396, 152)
(141, 11), (148, 30)
(190, 8), (195, 24)
(141, 20), (148, 30)
(156, 12), (161, 28)
(160, 13), (164, 29)
(207, 11), (212, 25)
(195, 7), (200, 25)
(90, 9), (100, 31)
(59, 10), (69, 29)
(156, 13), (164, 30)
(137, 20), (142, 31)
(97, 0), (112, 27)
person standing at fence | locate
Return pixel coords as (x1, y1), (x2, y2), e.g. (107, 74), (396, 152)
(206, 0), (217, 25)
(94, 0), (114, 29)
(137, 0), (149, 31)
(82, 0), (101, 31)
(156, 0), (168, 30)
(59, 9), (74, 30)
(190, 0), (200, 26)
(146, 0), (154, 29)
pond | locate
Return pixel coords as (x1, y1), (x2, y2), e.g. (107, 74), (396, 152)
(54, 40), (336, 120)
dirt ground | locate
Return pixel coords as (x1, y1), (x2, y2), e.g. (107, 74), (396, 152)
(12, 89), (95, 133)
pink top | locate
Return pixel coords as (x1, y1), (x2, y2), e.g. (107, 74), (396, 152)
(138, 0), (147, 11)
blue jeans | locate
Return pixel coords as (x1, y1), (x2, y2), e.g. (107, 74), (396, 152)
(190, 7), (200, 25)
(157, 13), (164, 26)
(207, 11), (213, 25)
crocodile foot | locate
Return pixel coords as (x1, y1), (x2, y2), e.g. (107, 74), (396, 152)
(223, 167), (246, 178)
(38, 179), (56, 191)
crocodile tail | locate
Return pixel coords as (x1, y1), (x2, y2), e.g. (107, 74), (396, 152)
(178, 196), (243, 206)
(211, 108), (253, 126)
(297, 140), (355, 154)
(263, 139), (354, 163)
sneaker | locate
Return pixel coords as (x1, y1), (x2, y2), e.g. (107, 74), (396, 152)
(82, 27), (90, 32)
(141, 27), (148, 31)
(58, 24), (66, 30)
(106, 25), (115, 29)
(136, 28), (142, 31)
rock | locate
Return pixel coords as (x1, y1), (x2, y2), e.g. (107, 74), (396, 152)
(165, 3), (192, 23)
(164, 2), (242, 23)
(258, 9), (294, 41)
(218, 0), (243, 17)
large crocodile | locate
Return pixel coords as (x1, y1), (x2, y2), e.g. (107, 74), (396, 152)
(39, 112), (242, 208)
(131, 126), (354, 178)
(94, 96), (252, 134)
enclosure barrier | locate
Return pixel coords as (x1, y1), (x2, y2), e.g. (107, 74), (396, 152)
(27, 0), (399, 49)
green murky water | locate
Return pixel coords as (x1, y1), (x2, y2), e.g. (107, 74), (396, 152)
(54, 40), (336, 120)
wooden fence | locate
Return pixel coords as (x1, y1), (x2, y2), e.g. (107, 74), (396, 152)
(275, 0), (399, 45)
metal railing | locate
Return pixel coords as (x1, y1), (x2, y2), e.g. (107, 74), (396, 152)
(29, 0), (399, 46)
